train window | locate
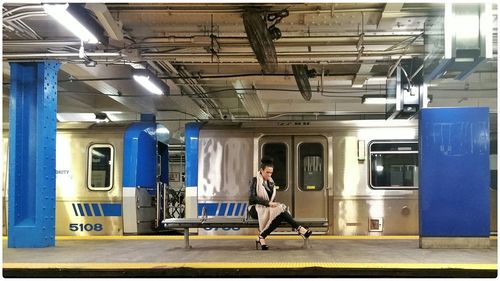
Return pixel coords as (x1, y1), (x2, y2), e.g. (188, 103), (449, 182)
(298, 143), (324, 191)
(369, 141), (418, 189)
(262, 143), (287, 191)
(87, 144), (114, 191)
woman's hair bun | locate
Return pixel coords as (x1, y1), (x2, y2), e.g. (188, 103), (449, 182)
(260, 156), (274, 165)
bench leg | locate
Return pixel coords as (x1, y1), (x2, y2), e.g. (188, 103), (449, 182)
(302, 238), (310, 249)
(184, 228), (191, 249)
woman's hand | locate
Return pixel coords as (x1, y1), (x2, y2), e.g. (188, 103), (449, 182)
(269, 202), (279, 208)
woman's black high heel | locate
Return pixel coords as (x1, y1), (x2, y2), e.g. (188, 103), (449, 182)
(298, 226), (312, 238)
(255, 235), (269, 250)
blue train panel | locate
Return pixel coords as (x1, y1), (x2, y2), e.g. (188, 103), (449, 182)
(419, 107), (490, 237)
(71, 203), (122, 217)
(185, 122), (202, 187)
(198, 202), (248, 217)
(122, 122), (157, 194)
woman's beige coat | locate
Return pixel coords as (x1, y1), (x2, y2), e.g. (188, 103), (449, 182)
(254, 172), (287, 233)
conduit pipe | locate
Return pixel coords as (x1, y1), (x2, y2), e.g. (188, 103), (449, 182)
(2, 5), (43, 17)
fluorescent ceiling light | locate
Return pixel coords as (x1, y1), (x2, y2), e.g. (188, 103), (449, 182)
(133, 75), (164, 95)
(132, 69), (169, 95)
(43, 4), (99, 44)
(362, 95), (396, 104)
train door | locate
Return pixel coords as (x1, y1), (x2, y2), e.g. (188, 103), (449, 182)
(259, 136), (327, 220)
(294, 136), (327, 219)
(260, 136), (292, 213)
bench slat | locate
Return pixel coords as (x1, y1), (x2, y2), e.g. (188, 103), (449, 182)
(162, 218), (327, 228)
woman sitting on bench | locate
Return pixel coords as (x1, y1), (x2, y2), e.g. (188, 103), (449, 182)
(248, 156), (312, 250)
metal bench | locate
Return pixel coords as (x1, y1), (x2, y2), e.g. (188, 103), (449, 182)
(162, 216), (328, 249)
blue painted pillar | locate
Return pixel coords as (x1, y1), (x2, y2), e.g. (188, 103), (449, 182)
(419, 107), (490, 248)
(8, 61), (60, 248)
(185, 122), (202, 221)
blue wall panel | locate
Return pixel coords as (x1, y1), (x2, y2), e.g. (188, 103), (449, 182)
(122, 122), (157, 194)
(8, 61), (60, 248)
(419, 107), (490, 237)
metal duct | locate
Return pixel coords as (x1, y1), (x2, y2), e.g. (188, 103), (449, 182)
(242, 10), (277, 74)
(232, 80), (266, 117)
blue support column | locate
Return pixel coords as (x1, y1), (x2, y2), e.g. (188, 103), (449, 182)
(185, 122), (202, 221)
(8, 61), (60, 248)
(419, 107), (490, 248)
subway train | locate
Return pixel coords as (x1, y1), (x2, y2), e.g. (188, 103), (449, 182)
(2, 119), (497, 236)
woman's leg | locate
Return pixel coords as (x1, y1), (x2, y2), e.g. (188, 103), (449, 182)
(260, 211), (301, 238)
(260, 213), (285, 238)
(280, 211), (310, 236)
(260, 217), (281, 238)
(279, 211), (300, 230)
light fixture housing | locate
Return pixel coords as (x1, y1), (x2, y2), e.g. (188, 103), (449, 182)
(43, 3), (106, 44)
(56, 112), (109, 123)
(362, 95), (396, 105)
(95, 112), (110, 123)
(132, 69), (170, 95)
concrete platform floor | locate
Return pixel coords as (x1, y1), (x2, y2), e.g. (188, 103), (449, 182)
(2, 236), (498, 277)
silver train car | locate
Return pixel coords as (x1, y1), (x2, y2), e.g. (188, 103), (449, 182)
(190, 119), (497, 236)
(195, 120), (421, 235)
(2, 119), (497, 236)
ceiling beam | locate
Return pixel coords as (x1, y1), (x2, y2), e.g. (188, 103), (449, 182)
(60, 63), (158, 113)
(352, 63), (375, 88)
(85, 3), (124, 41)
(377, 3), (404, 30)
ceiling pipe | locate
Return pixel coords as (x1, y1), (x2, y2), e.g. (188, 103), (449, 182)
(132, 35), (420, 48)
(108, 4), (444, 18)
(4, 35), (420, 50)
(2, 5), (43, 17)
(3, 7), (44, 40)
(4, 20), (34, 39)
(107, 4), (443, 17)
(2, 49), (423, 59)
(177, 66), (223, 119)
(141, 48), (422, 56)
(2, 50), (420, 65)
(107, 5), (384, 14)
(154, 61), (215, 118)
(140, 51), (422, 62)
(2, 11), (47, 22)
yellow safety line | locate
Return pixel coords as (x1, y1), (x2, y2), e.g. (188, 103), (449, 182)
(3, 262), (497, 270)
(2, 235), (497, 240)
